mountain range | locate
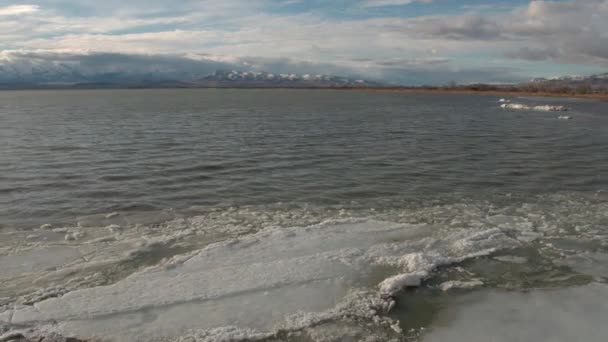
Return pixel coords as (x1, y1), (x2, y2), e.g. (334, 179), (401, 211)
(528, 73), (608, 91)
(0, 61), (606, 90)
(0, 67), (382, 89)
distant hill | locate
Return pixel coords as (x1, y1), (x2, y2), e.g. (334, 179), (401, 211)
(0, 68), (383, 90)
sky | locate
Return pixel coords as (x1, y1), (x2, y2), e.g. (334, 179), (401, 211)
(0, 0), (607, 85)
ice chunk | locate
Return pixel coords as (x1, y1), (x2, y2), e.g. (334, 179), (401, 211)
(380, 272), (427, 293)
(439, 280), (484, 291)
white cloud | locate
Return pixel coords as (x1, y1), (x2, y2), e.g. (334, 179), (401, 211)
(0, 0), (607, 84)
(0, 4), (39, 16)
(362, 0), (432, 7)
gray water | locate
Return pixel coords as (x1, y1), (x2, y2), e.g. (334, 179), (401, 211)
(1, 89), (606, 228)
(1, 89), (608, 342)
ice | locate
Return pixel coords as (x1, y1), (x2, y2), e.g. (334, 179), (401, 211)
(422, 284), (608, 342)
(439, 280), (484, 291)
(8, 219), (518, 341)
(380, 272), (427, 293)
(174, 326), (272, 342)
(0, 246), (84, 280)
(3, 193), (605, 341)
(0, 310), (11, 324)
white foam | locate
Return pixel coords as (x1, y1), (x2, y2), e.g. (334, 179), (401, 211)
(500, 103), (568, 112)
(533, 105), (568, 112)
(8, 220), (517, 341)
(501, 103), (529, 110)
(422, 284), (608, 342)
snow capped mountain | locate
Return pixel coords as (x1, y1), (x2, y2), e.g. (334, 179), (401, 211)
(527, 72), (608, 92)
(199, 70), (378, 87)
(531, 72), (608, 83)
(0, 57), (381, 88)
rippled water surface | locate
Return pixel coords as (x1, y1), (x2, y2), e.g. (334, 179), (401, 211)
(1, 89), (607, 227)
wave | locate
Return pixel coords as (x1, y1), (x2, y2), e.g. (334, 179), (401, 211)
(500, 103), (569, 112)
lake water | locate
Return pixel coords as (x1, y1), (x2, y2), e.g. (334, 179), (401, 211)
(1, 89), (607, 341)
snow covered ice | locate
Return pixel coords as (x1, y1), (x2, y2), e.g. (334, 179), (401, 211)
(2, 193), (607, 341)
(2, 219), (518, 341)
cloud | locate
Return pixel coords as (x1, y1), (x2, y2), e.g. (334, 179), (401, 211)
(376, 66), (522, 85)
(0, 4), (39, 16)
(0, 0), (607, 84)
(0, 50), (528, 86)
(373, 57), (451, 67)
(0, 51), (236, 83)
(505, 47), (560, 61)
(408, 15), (503, 40)
(501, 0), (608, 66)
(361, 0), (432, 7)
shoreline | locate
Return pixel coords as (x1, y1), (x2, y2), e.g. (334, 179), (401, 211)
(343, 87), (608, 101)
(1, 86), (607, 101)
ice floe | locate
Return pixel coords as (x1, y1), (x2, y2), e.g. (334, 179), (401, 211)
(1, 193), (606, 341)
(5, 219), (518, 341)
(439, 280), (484, 291)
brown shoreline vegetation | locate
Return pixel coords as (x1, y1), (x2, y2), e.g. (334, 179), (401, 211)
(343, 84), (608, 101)
(1, 83), (608, 101)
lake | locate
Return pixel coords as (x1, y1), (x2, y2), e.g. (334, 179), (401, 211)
(1, 89), (607, 341)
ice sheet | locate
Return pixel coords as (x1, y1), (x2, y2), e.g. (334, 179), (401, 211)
(8, 219), (517, 341)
